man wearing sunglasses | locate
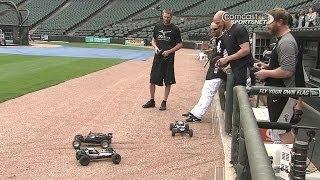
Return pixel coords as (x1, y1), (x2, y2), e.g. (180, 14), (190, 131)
(182, 22), (228, 122)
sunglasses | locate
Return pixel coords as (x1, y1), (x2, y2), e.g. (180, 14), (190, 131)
(210, 28), (219, 31)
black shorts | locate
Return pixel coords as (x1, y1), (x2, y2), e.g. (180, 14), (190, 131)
(267, 96), (298, 128)
(150, 56), (176, 86)
(267, 96), (289, 122)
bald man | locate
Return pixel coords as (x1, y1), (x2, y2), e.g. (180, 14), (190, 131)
(183, 22), (228, 122)
(213, 11), (252, 86)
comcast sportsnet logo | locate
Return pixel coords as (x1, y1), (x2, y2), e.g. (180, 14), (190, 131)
(222, 11), (274, 25)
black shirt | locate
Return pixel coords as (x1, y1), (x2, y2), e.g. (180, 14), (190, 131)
(152, 23), (182, 60)
(222, 23), (251, 69)
(206, 36), (227, 81)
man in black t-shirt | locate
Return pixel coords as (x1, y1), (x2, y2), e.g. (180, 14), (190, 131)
(182, 22), (227, 122)
(142, 9), (182, 111)
(213, 11), (252, 86)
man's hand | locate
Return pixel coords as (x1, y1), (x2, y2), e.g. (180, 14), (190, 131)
(162, 50), (171, 57)
(255, 69), (269, 80)
(254, 62), (269, 70)
(155, 47), (160, 53)
(222, 65), (231, 73)
(217, 57), (230, 67)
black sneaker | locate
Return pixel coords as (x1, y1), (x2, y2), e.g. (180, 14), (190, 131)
(142, 99), (155, 108)
(182, 112), (191, 117)
(159, 100), (167, 111)
(185, 115), (201, 122)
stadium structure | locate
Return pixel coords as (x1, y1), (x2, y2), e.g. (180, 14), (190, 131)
(0, 0), (320, 179)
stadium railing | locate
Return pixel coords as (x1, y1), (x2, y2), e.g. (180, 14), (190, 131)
(226, 85), (320, 179)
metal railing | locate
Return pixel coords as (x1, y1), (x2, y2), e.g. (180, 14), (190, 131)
(224, 69), (234, 134)
(226, 84), (320, 179)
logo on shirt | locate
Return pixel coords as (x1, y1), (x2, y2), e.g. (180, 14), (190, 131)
(217, 40), (222, 53)
(158, 30), (171, 41)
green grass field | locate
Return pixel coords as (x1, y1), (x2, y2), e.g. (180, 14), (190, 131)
(0, 54), (122, 102)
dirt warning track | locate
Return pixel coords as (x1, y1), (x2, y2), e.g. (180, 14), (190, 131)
(0, 49), (224, 179)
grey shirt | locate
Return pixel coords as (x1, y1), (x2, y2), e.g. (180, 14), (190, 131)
(276, 32), (298, 87)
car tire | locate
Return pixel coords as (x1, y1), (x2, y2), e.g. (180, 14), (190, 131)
(170, 123), (174, 130)
(112, 153), (121, 164)
(74, 135), (84, 141)
(185, 123), (189, 131)
(172, 128), (177, 136)
(76, 150), (85, 160)
(101, 140), (109, 148)
(189, 129), (193, 137)
(79, 155), (90, 166)
(73, 140), (81, 149)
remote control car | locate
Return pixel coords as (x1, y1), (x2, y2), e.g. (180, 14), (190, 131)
(76, 147), (121, 166)
(72, 132), (112, 149)
(170, 121), (193, 137)
(156, 49), (164, 56)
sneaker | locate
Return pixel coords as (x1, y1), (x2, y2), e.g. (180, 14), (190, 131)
(159, 100), (167, 111)
(142, 99), (155, 108)
(185, 115), (201, 122)
(182, 112), (192, 117)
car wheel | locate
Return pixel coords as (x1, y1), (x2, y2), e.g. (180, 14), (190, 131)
(189, 129), (193, 137)
(172, 128), (177, 136)
(79, 155), (90, 166)
(74, 135), (84, 141)
(76, 150), (85, 160)
(101, 140), (109, 148)
(170, 123), (174, 130)
(73, 140), (81, 149)
(185, 123), (189, 131)
(112, 153), (121, 164)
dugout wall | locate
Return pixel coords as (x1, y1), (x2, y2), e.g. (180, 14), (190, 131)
(0, 1), (29, 45)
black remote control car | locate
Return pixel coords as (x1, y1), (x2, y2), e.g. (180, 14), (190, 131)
(76, 147), (121, 166)
(170, 121), (193, 137)
(72, 132), (112, 149)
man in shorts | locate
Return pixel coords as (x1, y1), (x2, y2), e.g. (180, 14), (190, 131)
(142, 9), (182, 111)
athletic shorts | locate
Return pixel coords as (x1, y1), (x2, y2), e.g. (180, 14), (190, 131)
(267, 96), (290, 122)
(150, 55), (176, 86)
(267, 96), (298, 126)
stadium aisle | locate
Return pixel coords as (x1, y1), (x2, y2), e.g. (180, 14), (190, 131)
(0, 49), (224, 179)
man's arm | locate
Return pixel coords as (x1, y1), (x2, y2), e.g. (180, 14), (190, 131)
(255, 40), (297, 80)
(217, 25), (251, 66)
(255, 67), (294, 80)
(225, 42), (250, 62)
(151, 37), (159, 52)
(162, 43), (182, 57)
(217, 42), (250, 66)
(163, 27), (183, 57)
